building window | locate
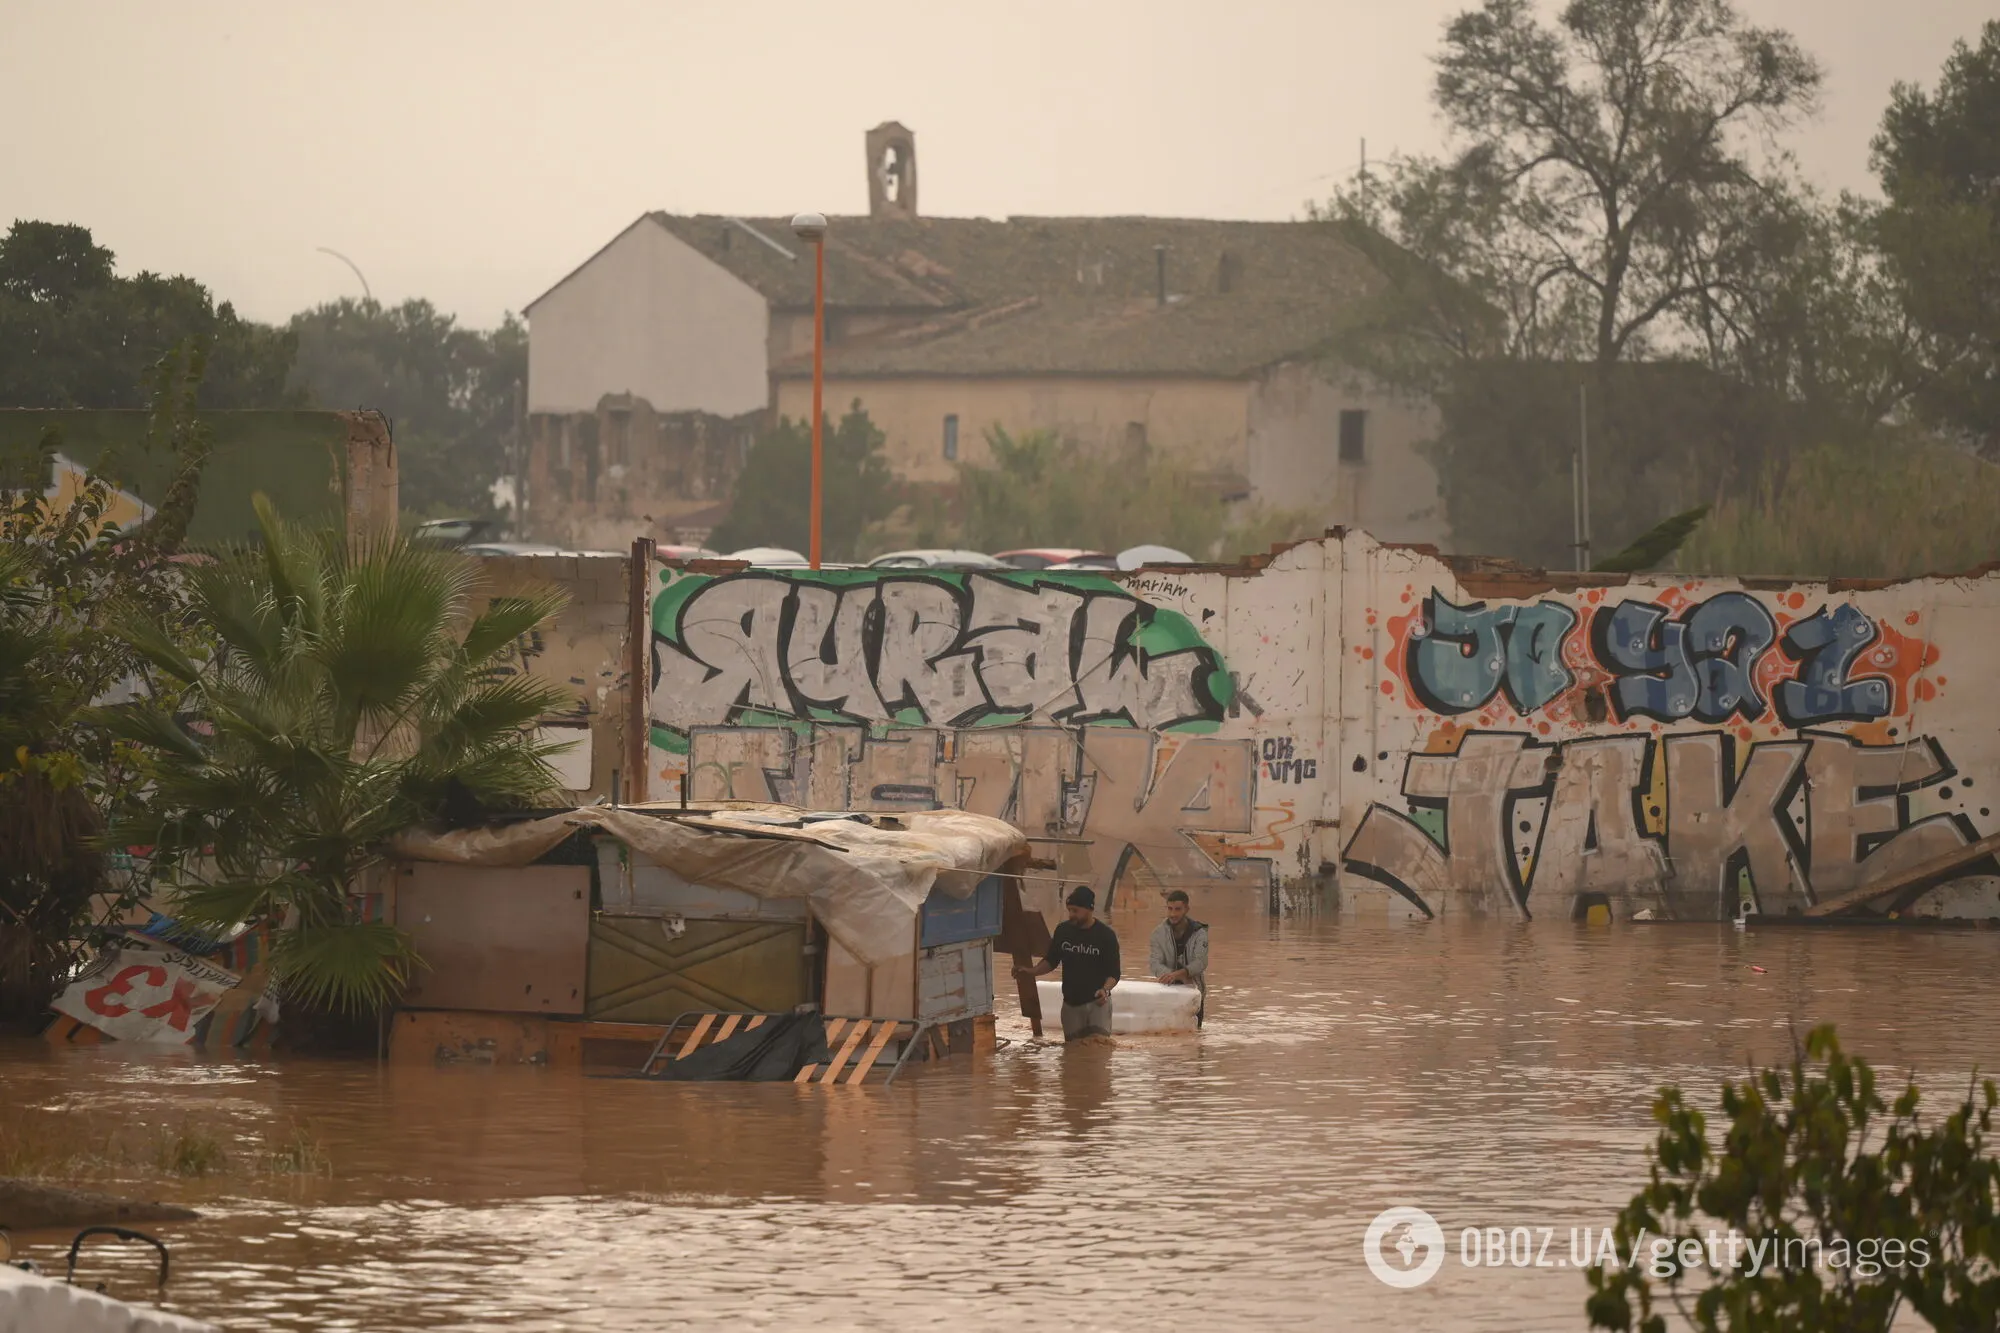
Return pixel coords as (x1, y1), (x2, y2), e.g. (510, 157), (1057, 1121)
(1339, 409), (1367, 464)
(942, 414), (959, 461)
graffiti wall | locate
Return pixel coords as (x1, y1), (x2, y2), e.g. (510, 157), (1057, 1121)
(644, 538), (2000, 922)
(648, 560), (1324, 910)
(1339, 545), (1996, 922)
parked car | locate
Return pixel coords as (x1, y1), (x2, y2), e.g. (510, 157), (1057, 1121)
(412, 517), (496, 548)
(1115, 544), (1195, 569)
(724, 546), (810, 566)
(459, 542), (568, 557)
(866, 549), (1010, 570)
(994, 547), (1114, 570)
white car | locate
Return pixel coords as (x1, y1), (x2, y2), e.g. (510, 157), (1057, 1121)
(865, 549), (1010, 570)
(723, 546), (810, 567)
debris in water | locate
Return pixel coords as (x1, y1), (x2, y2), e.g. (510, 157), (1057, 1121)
(1749, 966), (1767, 974)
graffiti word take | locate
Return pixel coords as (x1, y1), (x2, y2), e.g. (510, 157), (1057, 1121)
(1406, 589), (1900, 726)
(652, 572), (1225, 736)
(1261, 736), (1317, 784)
(1342, 730), (1971, 921)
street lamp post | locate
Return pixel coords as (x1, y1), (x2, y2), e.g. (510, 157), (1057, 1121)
(791, 212), (828, 569)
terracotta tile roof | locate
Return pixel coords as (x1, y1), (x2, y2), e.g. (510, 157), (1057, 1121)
(648, 213), (1383, 378)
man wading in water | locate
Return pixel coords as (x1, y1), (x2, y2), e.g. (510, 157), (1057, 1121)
(1149, 889), (1209, 1026)
(1016, 886), (1121, 1039)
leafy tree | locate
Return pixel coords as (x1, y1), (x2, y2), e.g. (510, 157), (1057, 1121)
(286, 298), (525, 521)
(0, 221), (296, 409)
(709, 403), (894, 559)
(1587, 1024), (2000, 1331)
(101, 496), (571, 1014)
(1872, 21), (2000, 456)
(0, 348), (214, 1028)
(1323, 0), (1822, 381)
(954, 427), (1313, 562)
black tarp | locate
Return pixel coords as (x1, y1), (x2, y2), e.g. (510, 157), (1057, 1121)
(631, 1011), (833, 1082)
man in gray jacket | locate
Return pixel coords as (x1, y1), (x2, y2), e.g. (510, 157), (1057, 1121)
(1148, 890), (1209, 1025)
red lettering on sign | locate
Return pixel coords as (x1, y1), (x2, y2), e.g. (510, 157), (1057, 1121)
(85, 964), (166, 1018)
(139, 977), (212, 1032)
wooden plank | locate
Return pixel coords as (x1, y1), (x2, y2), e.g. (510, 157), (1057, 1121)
(794, 1062), (821, 1083)
(1805, 830), (2000, 917)
(823, 1018), (849, 1045)
(676, 1013), (717, 1057)
(744, 1015), (766, 1031)
(820, 1020), (872, 1084)
(845, 1021), (902, 1086)
(714, 1014), (743, 1042)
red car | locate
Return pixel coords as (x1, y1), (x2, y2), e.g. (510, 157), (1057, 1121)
(993, 548), (1115, 570)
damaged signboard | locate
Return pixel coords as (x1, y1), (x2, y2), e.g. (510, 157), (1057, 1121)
(52, 941), (242, 1045)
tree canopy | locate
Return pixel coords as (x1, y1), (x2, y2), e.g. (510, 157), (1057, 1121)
(709, 404), (894, 559)
(0, 221), (296, 409)
(286, 298), (525, 520)
(1872, 20), (2000, 455)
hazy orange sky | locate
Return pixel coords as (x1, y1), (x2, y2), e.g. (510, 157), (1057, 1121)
(1, 0), (1988, 328)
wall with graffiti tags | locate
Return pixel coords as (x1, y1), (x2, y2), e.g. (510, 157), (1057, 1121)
(647, 557), (1326, 913)
(643, 535), (2000, 922)
(1338, 541), (1997, 922)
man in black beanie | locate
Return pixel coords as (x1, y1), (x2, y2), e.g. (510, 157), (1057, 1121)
(1014, 885), (1121, 1039)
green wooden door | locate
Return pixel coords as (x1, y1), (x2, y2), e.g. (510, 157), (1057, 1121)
(586, 917), (807, 1022)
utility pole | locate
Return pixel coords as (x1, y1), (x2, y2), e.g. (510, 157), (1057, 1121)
(512, 378), (527, 538)
(1575, 383), (1593, 570)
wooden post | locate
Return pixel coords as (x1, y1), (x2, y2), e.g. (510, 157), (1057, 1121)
(625, 535), (654, 804)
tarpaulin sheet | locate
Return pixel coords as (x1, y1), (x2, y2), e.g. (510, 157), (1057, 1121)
(391, 804), (1026, 966)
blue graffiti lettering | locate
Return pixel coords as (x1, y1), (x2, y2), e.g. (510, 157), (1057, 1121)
(1683, 593), (1776, 724)
(1776, 605), (1892, 726)
(1593, 594), (1775, 724)
(1407, 592), (1577, 715)
(1593, 601), (1698, 722)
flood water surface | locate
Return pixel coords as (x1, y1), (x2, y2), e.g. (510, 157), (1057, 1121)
(5, 912), (1996, 1331)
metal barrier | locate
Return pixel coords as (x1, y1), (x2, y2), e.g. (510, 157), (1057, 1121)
(639, 1010), (931, 1087)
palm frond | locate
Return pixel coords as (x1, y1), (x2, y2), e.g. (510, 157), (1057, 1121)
(166, 877), (283, 931)
(1593, 506), (1711, 574)
(90, 701), (208, 763)
(271, 922), (421, 1015)
(458, 589), (570, 668)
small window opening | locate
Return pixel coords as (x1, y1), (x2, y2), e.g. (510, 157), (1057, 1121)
(1338, 409), (1367, 464)
(942, 414), (959, 461)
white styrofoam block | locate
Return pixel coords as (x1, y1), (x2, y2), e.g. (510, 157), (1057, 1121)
(0, 1262), (217, 1333)
(1035, 978), (1200, 1034)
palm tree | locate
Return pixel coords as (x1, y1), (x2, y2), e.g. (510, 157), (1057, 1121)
(103, 495), (573, 1014)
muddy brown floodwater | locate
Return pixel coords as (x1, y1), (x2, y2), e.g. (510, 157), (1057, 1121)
(5, 907), (1997, 1331)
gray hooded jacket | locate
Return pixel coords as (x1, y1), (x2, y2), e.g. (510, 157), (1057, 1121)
(1148, 917), (1209, 993)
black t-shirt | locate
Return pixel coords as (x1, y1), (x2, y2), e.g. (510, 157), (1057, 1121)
(1044, 919), (1121, 1006)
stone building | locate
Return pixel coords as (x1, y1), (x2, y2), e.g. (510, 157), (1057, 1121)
(523, 123), (1445, 550)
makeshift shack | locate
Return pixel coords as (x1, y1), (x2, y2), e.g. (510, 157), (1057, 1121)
(384, 803), (1031, 1070)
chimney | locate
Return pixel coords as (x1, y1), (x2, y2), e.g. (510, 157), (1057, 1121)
(1154, 245), (1168, 306)
(865, 122), (919, 221)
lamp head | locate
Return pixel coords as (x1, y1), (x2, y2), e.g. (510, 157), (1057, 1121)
(791, 212), (828, 242)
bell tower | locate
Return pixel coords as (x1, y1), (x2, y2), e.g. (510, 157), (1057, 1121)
(865, 121), (918, 221)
